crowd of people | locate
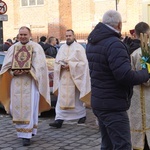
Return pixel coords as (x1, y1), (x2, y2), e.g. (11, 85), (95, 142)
(3, 34), (59, 58)
(0, 9), (150, 150)
(38, 35), (59, 58)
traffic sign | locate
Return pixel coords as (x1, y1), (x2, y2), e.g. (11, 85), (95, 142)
(0, 1), (7, 15)
(0, 14), (8, 21)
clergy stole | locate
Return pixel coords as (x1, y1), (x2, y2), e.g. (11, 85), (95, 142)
(59, 69), (75, 110)
(11, 75), (32, 124)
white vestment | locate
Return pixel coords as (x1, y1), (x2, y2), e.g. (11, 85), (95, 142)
(0, 41), (51, 139)
(128, 48), (150, 149)
(53, 41), (91, 121)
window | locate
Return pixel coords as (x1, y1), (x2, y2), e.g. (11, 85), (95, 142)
(21, 0), (44, 6)
(21, 0), (28, 6)
(37, 0), (44, 5)
(29, 0), (36, 5)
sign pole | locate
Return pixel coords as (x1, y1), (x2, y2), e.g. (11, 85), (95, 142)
(115, 0), (117, 11)
(0, 0), (8, 51)
(0, 20), (3, 51)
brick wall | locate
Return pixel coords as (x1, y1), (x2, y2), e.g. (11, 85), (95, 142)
(120, 0), (142, 36)
(71, 0), (94, 40)
(3, 0), (17, 41)
(47, 0), (60, 40)
(59, 0), (72, 40)
(2, 0), (150, 42)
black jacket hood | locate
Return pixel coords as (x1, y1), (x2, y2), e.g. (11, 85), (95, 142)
(88, 22), (121, 44)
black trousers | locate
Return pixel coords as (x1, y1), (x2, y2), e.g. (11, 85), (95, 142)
(93, 110), (131, 150)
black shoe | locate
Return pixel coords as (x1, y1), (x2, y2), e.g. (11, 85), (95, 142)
(49, 120), (63, 128)
(22, 138), (30, 146)
(78, 116), (86, 124)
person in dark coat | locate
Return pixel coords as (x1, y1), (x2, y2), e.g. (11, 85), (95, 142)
(38, 36), (46, 51)
(86, 10), (150, 150)
(3, 39), (13, 51)
(55, 38), (60, 50)
(45, 36), (57, 58)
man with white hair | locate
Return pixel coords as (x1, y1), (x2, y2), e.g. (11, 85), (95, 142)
(45, 36), (57, 58)
(86, 10), (150, 149)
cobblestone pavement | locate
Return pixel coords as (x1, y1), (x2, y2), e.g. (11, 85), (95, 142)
(0, 108), (101, 150)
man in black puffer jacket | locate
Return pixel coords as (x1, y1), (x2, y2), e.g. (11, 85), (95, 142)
(45, 36), (57, 58)
(86, 10), (150, 150)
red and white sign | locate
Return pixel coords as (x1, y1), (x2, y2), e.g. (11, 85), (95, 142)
(0, 1), (7, 15)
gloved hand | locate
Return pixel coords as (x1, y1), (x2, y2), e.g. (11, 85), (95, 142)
(123, 36), (140, 55)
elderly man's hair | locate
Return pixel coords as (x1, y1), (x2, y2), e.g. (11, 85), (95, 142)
(19, 26), (31, 33)
(102, 10), (122, 27)
(48, 36), (56, 44)
(135, 22), (150, 38)
(66, 29), (75, 35)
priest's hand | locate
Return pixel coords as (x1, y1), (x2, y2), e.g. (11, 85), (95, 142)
(13, 70), (30, 76)
(61, 65), (69, 71)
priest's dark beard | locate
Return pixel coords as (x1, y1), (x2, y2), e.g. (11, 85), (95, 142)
(66, 40), (74, 46)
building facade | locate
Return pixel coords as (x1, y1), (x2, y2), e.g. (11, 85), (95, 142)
(2, 0), (150, 42)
